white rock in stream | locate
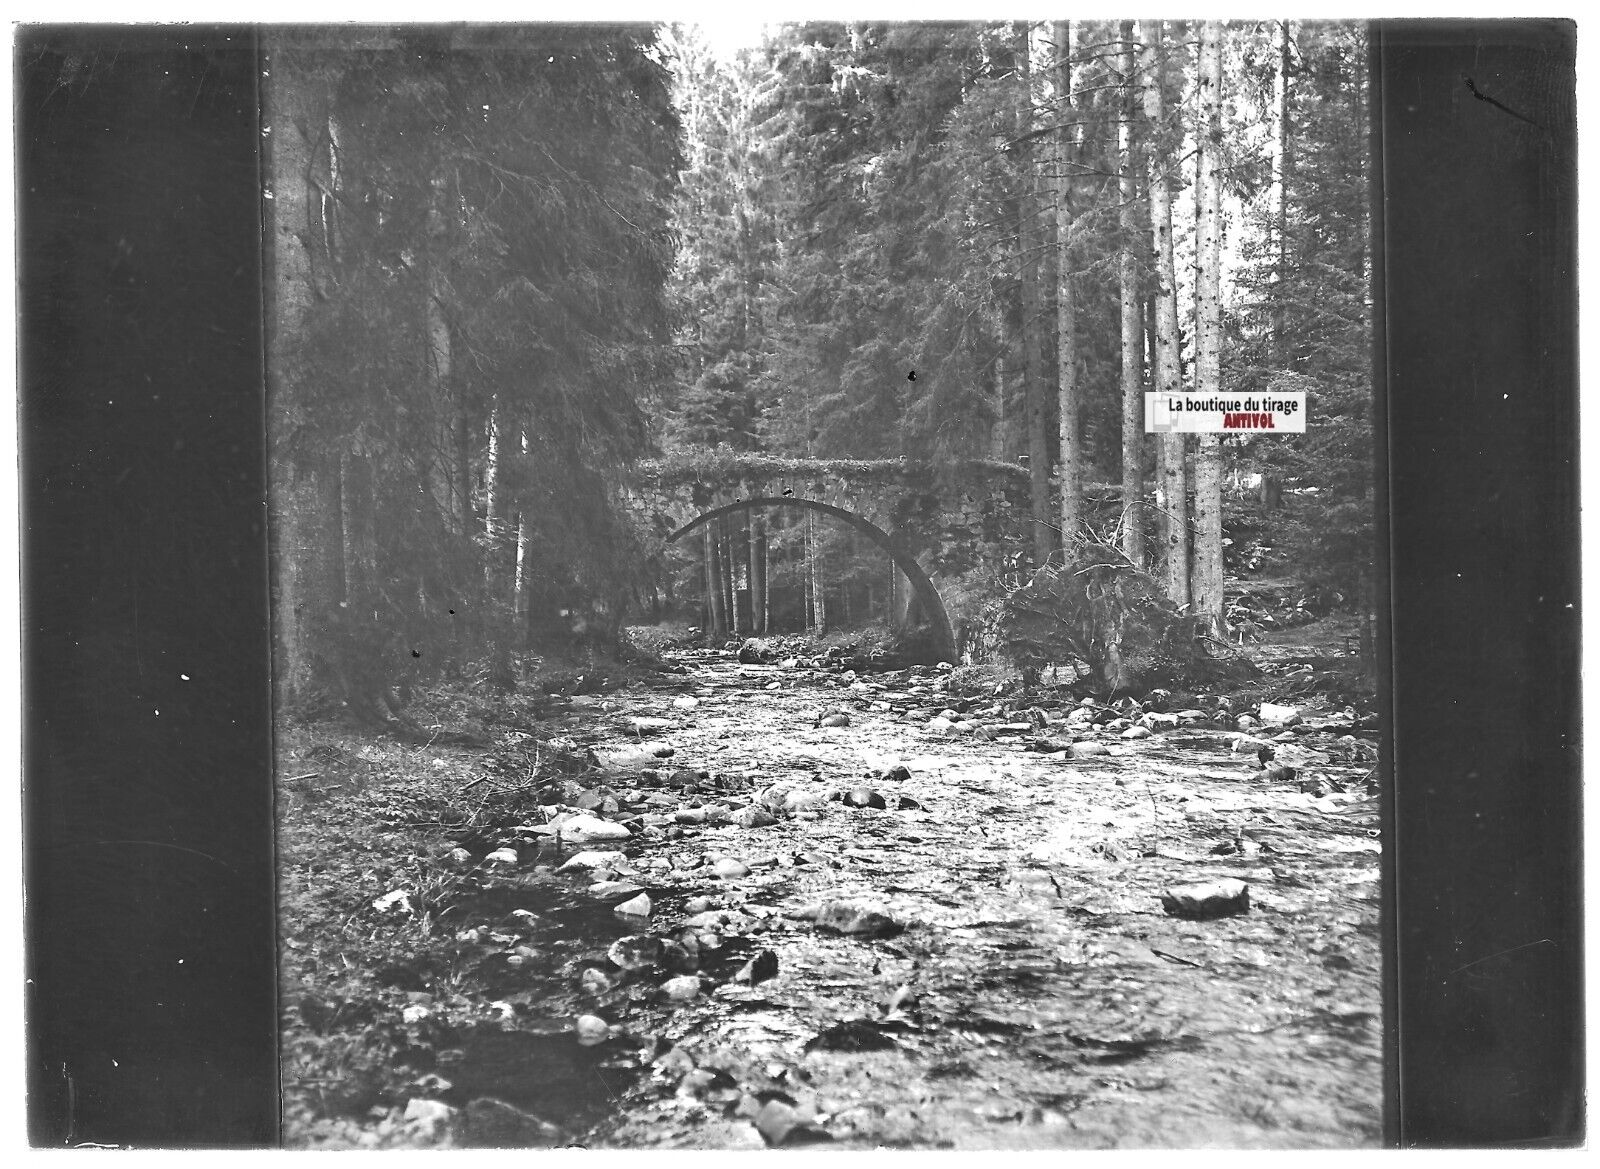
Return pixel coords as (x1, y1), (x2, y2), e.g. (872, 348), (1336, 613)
(628, 716), (675, 735)
(403, 1098), (457, 1142)
(484, 847), (519, 866)
(613, 892), (652, 920)
(574, 1014), (612, 1046)
(672, 695), (700, 709)
(557, 849), (628, 872)
(558, 814), (632, 843)
(661, 975), (702, 1002)
(1258, 702), (1303, 727)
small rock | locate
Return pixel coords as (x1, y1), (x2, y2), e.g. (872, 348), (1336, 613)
(819, 712), (851, 728)
(711, 857), (751, 879)
(660, 975), (702, 1002)
(1160, 878), (1250, 919)
(1074, 741), (1112, 757)
(783, 790), (826, 814)
(874, 764), (913, 782)
(927, 716), (954, 733)
(608, 935), (662, 970)
(1141, 712), (1179, 730)
(897, 794), (923, 810)
(589, 879), (645, 900)
(558, 850), (628, 873)
(672, 695), (700, 709)
(842, 787), (888, 810)
(580, 967), (613, 996)
(734, 949), (780, 985)
(733, 806), (778, 829)
(683, 896), (715, 914)
(754, 1099), (832, 1147)
(402, 1097), (456, 1142)
(1258, 702), (1302, 727)
(1120, 725), (1152, 740)
(814, 900), (904, 937)
(614, 892), (652, 921)
(1262, 764), (1299, 783)
(443, 847), (474, 869)
(674, 807), (708, 825)
(557, 814), (632, 843)
(574, 1014), (611, 1046)
(628, 716), (675, 735)
(484, 847), (519, 867)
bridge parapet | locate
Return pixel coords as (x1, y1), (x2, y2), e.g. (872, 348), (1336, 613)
(628, 452), (1036, 571)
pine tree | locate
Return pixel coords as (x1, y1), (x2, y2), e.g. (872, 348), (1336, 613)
(1140, 21), (1190, 608)
(1190, 20), (1226, 633)
(269, 26), (682, 711)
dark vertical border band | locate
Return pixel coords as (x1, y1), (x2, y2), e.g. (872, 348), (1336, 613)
(14, 17), (1584, 1149)
(19, 27), (280, 1146)
(1374, 19), (1581, 1146)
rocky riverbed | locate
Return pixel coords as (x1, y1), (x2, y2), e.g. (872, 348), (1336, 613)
(279, 643), (1382, 1149)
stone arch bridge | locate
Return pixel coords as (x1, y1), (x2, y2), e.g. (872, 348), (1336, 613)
(627, 453), (1048, 662)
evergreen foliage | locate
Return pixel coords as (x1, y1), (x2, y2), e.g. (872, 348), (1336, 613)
(270, 26), (682, 712)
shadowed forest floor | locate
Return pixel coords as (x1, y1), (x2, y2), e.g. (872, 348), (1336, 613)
(278, 618), (1381, 1149)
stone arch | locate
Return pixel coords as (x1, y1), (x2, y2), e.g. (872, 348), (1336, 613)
(668, 497), (957, 663)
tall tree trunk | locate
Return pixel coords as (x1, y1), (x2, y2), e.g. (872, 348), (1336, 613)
(1053, 19), (1082, 550)
(808, 514), (826, 634)
(1190, 20), (1226, 634)
(340, 450), (376, 616)
(1015, 21), (1054, 569)
(719, 516), (737, 635)
(1141, 19), (1190, 608)
(749, 511), (767, 633)
(1118, 19), (1147, 571)
(705, 524), (727, 638)
(1271, 19), (1292, 364)
(512, 429), (532, 646)
(989, 363), (1009, 460)
(1259, 18), (1293, 515)
(483, 395), (513, 594)
(452, 394), (472, 535)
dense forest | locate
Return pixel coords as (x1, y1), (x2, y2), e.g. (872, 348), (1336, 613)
(267, 19), (1372, 721)
(264, 21), (1388, 1149)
